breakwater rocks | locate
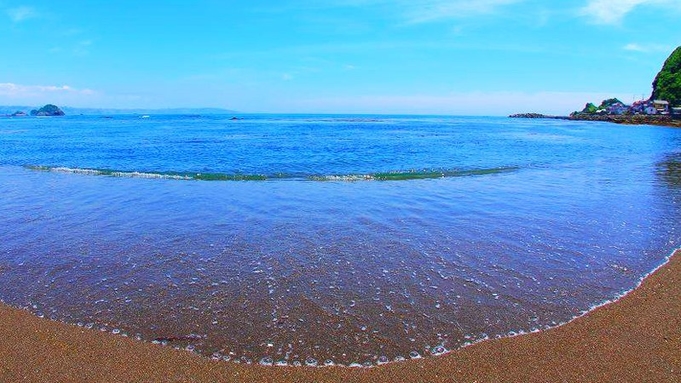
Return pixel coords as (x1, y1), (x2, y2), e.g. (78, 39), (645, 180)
(568, 113), (681, 127)
(510, 113), (681, 128)
(509, 113), (568, 119)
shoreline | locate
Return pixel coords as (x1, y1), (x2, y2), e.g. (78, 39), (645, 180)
(0, 249), (679, 382)
(510, 113), (681, 127)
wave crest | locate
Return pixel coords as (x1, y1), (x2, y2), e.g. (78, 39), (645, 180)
(25, 165), (518, 182)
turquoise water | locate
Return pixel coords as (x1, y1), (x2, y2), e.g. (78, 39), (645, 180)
(0, 114), (679, 366)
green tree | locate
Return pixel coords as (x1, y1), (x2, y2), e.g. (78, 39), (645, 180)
(582, 103), (598, 113)
(598, 98), (623, 109)
(652, 46), (681, 106)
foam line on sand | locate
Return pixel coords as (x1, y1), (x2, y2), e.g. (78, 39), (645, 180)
(1, 250), (679, 382)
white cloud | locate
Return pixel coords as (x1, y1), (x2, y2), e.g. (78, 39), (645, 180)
(0, 82), (106, 108)
(73, 39), (94, 55)
(402, 0), (524, 23)
(0, 83), (96, 98)
(47, 39), (96, 56)
(579, 0), (679, 25)
(623, 43), (673, 53)
(309, 0), (524, 23)
(6, 6), (37, 22)
(624, 43), (647, 52)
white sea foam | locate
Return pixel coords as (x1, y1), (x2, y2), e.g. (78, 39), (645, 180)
(259, 357), (274, 366)
(33, 166), (194, 180)
(36, 246), (674, 371)
(455, 248), (680, 355)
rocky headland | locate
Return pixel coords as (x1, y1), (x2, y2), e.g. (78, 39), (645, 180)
(512, 46), (681, 128)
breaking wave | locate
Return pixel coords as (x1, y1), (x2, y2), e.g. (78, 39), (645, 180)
(25, 165), (519, 182)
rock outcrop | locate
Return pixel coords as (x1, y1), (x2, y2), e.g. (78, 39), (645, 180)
(30, 104), (65, 116)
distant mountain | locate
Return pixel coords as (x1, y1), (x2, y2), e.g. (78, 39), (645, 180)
(651, 46), (681, 106)
(2, 106), (238, 116)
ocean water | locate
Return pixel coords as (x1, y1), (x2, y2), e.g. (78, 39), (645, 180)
(0, 114), (679, 366)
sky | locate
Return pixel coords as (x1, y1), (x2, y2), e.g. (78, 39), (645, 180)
(1, 0), (680, 115)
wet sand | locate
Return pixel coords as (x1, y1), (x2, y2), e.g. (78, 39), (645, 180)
(1, 250), (679, 382)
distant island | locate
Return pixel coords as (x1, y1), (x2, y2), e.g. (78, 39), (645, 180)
(512, 46), (681, 127)
(1, 106), (238, 117)
(30, 104), (65, 116)
(2, 104), (65, 117)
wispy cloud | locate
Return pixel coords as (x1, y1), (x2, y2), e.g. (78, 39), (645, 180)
(400, 0), (525, 23)
(6, 6), (37, 22)
(623, 42), (673, 53)
(74, 39), (94, 55)
(47, 39), (95, 56)
(0, 83), (96, 98)
(579, 0), (678, 25)
(303, 0), (525, 23)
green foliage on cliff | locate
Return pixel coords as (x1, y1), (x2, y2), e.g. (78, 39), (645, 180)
(651, 46), (681, 106)
(582, 103), (598, 113)
(598, 98), (623, 108)
(577, 98), (625, 115)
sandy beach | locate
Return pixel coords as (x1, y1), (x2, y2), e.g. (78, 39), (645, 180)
(1, 249), (679, 382)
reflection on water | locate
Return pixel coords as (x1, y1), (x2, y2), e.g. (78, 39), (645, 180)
(657, 152), (681, 188)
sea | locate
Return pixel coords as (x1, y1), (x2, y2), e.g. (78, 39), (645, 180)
(0, 114), (679, 366)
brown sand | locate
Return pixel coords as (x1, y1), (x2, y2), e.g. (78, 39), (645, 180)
(1, 250), (679, 383)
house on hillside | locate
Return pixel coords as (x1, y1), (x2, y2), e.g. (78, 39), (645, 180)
(630, 100), (646, 114)
(631, 100), (659, 115)
(653, 100), (670, 114)
(605, 102), (628, 115)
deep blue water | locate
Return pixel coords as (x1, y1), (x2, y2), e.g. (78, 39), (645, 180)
(0, 114), (680, 366)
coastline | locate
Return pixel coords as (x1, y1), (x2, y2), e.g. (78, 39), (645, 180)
(568, 114), (681, 128)
(0, 249), (678, 382)
(510, 113), (681, 128)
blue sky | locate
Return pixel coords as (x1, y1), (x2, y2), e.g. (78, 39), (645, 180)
(1, 0), (680, 115)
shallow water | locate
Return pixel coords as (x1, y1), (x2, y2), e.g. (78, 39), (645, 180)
(0, 114), (679, 365)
